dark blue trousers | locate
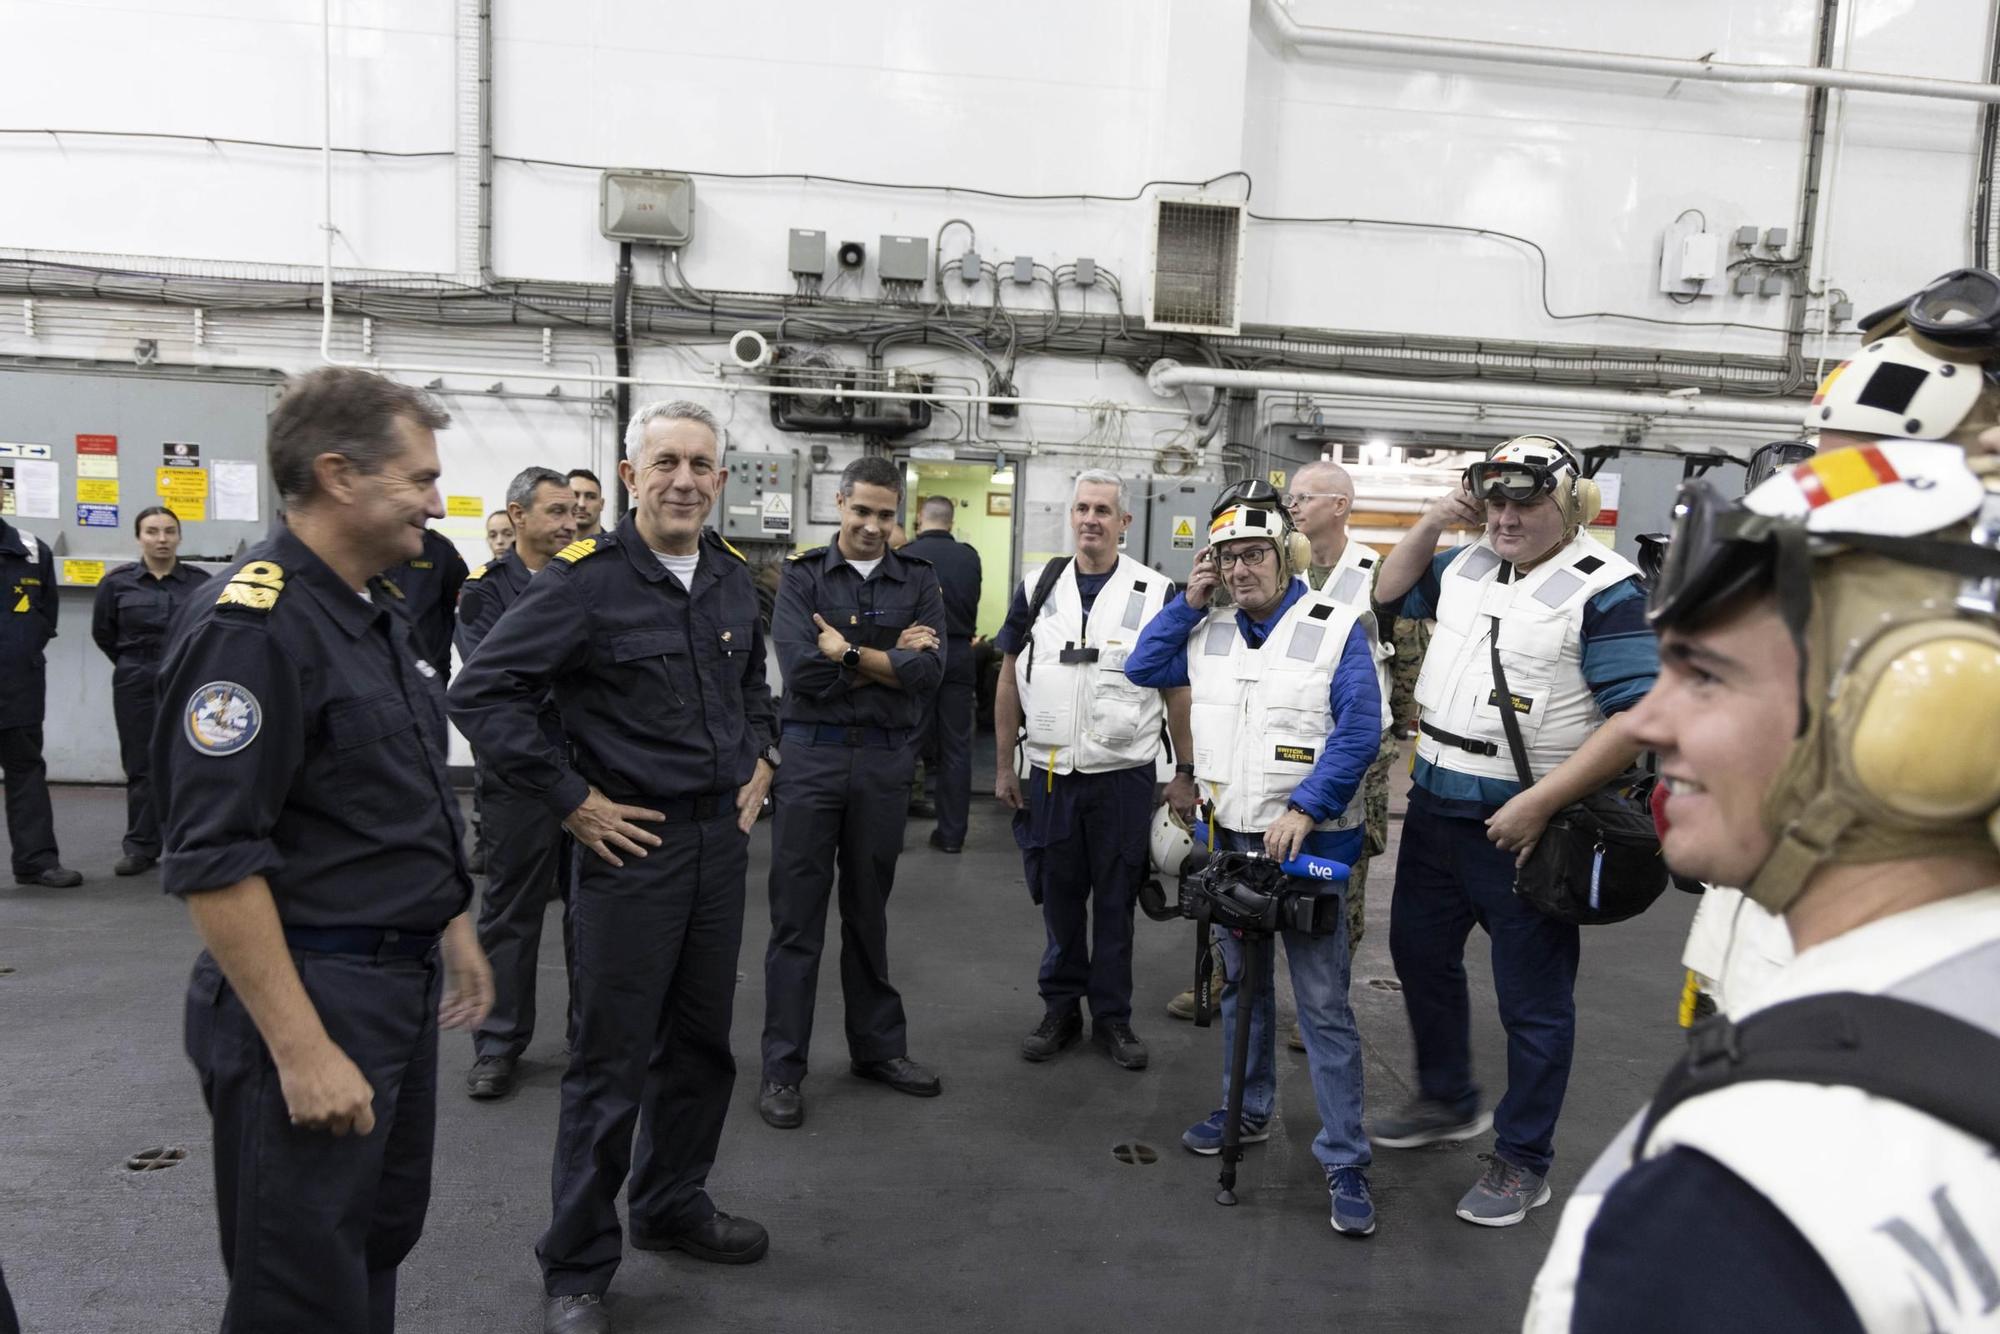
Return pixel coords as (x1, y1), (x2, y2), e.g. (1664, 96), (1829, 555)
(0, 724), (57, 878)
(1389, 796), (1580, 1176)
(919, 638), (977, 848)
(1015, 765), (1152, 1024)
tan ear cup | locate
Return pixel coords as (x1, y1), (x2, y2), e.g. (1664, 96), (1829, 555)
(1286, 532), (1314, 575)
(1841, 624), (2000, 821)
(1573, 477), (1604, 528)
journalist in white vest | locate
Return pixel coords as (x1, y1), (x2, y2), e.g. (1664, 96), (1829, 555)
(1369, 435), (1658, 1228)
(1526, 275), (2000, 1333)
(1126, 500), (1384, 1238)
(993, 471), (1196, 1072)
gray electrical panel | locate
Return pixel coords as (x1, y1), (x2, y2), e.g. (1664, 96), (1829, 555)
(788, 228), (826, 277)
(878, 235), (930, 283)
(717, 450), (796, 541)
(1139, 478), (1216, 584)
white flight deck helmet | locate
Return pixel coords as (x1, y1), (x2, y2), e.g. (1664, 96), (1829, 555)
(1149, 803), (1208, 879)
(1809, 268), (2000, 449)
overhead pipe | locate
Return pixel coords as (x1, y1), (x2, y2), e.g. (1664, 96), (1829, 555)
(1150, 363), (1807, 428)
(1256, 0), (2000, 104)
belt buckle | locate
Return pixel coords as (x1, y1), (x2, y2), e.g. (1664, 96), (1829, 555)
(843, 725), (866, 747)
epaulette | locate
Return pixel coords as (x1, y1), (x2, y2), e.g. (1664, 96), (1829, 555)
(555, 536), (608, 565)
(713, 533), (748, 563)
(215, 559), (286, 614)
(465, 562), (488, 582)
(788, 546), (827, 563)
(374, 576), (406, 600)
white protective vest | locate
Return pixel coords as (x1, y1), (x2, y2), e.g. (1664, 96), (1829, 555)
(1311, 538), (1394, 733)
(1524, 890), (2000, 1334)
(1412, 532), (1640, 782)
(1187, 584), (1370, 835)
(1015, 554), (1171, 775)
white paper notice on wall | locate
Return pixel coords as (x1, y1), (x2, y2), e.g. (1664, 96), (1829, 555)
(12, 458), (58, 519)
(211, 459), (261, 523)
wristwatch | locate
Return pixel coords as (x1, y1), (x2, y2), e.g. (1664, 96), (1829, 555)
(760, 743), (782, 769)
(1174, 763), (1196, 777)
(841, 645), (862, 670)
(1285, 800), (1313, 818)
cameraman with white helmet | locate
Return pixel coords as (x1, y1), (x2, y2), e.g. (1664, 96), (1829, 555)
(1526, 269), (2000, 1333)
(1126, 499), (1383, 1237)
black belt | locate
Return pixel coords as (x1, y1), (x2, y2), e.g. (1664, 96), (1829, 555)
(283, 925), (440, 961)
(1419, 720), (1500, 758)
(607, 791), (731, 821)
(783, 722), (911, 749)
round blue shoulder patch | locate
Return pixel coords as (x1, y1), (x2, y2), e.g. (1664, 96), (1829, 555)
(183, 681), (263, 756)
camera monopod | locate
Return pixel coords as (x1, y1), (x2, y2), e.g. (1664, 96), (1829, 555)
(1186, 821), (1350, 1206)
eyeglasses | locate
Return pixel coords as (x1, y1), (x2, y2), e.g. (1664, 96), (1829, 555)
(1282, 491), (1344, 507)
(1214, 545), (1272, 570)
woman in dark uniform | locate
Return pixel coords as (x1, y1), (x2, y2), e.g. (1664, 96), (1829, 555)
(90, 505), (210, 875)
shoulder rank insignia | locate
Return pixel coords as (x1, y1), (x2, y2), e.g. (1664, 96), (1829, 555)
(465, 562), (488, 582)
(717, 536), (747, 563)
(555, 537), (603, 565)
(374, 576), (406, 600)
(787, 546), (827, 563)
(215, 560), (285, 613)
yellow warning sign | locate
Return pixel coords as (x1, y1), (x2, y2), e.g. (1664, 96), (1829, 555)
(1171, 515), (1197, 549)
(446, 494), (485, 518)
(1268, 469), (1288, 488)
(62, 559), (106, 586)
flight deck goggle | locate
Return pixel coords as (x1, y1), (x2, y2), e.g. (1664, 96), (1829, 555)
(1860, 268), (2000, 350)
(1744, 441), (1817, 490)
(1211, 477), (1284, 518)
(1463, 459), (1570, 504)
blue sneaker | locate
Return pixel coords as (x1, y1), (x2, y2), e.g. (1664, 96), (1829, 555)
(1181, 1108), (1271, 1156)
(1327, 1165), (1376, 1237)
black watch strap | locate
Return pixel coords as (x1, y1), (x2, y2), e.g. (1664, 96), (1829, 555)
(1174, 762), (1196, 777)
(841, 645), (861, 669)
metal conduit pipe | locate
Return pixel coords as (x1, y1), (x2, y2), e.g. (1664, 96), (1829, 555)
(1150, 363), (1807, 428)
(1256, 0), (2000, 103)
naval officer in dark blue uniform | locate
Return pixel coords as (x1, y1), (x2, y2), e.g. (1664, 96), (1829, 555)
(901, 493), (983, 853)
(154, 367), (492, 1333)
(757, 455), (947, 1131)
(449, 400), (777, 1334)
(455, 466), (575, 1100)
(2, 514), (79, 888)
(387, 525), (467, 685)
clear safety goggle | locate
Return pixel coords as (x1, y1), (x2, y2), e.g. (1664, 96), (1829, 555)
(1464, 460), (1561, 504)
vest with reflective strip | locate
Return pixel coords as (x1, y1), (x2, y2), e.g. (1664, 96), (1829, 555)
(1187, 588), (1367, 835)
(1015, 554), (1169, 775)
(1524, 897), (2000, 1334)
(1411, 533), (1637, 782)
(1311, 540), (1394, 733)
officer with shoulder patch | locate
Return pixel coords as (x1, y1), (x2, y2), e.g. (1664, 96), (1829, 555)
(153, 367), (492, 1332)
(91, 505), (212, 877)
(758, 455), (947, 1131)
(1526, 269), (2000, 1331)
(1370, 435), (1658, 1228)
(450, 400), (777, 1334)
(2, 512), (80, 889)
(456, 466), (575, 1101)
(1126, 498), (1384, 1237)
(387, 524), (468, 685)
(993, 469), (1192, 1071)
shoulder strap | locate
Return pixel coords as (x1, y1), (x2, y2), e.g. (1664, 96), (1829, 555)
(1021, 556), (1072, 683)
(1635, 992), (2000, 1160)
(1487, 616), (1538, 788)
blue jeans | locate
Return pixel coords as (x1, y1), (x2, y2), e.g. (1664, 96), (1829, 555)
(1389, 794), (1580, 1176)
(1211, 829), (1369, 1172)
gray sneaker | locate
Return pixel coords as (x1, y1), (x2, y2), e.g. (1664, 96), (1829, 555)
(1369, 1097), (1492, 1149)
(1454, 1154), (1552, 1227)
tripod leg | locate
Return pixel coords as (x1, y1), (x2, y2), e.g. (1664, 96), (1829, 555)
(1217, 931), (1263, 1206)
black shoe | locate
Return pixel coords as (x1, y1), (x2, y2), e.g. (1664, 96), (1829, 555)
(758, 1081), (803, 1129)
(851, 1056), (942, 1097)
(113, 854), (155, 877)
(14, 866), (81, 889)
(466, 1054), (517, 1100)
(1021, 1010), (1083, 1062)
(1093, 1020), (1150, 1070)
(908, 798), (937, 819)
(544, 1293), (608, 1334)
(631, 1210), (769, 1265)
(927, 830), (962, 854)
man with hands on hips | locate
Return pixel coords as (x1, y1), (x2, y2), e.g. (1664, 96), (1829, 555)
(1125, 500), (1383, 1238)
(1368, 435), (1656, 1229)
(450, 400), (777, 1334)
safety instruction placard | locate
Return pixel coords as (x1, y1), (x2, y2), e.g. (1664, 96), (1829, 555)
(760, 492), (793, 534)
(0, 457), (59, 519)
(77, 504), (119, 528)
(162, 442), (201, 468)
(155, 466), (209, 522)
(76, 434), (118, 479)
(76, 478), (119, 505)
(62, 559), (105, 586)
(211, 459), (260, 522)
(1170, 515), (1197, 549)
(446, 495), (485, 518)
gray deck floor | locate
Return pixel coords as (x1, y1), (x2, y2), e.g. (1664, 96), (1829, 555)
(2, 757), (1696, 1333)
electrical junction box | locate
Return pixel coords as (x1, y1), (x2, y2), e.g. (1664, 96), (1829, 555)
(1680, 233), (1722, 282)
(1765, 227), (1789, 251)
(599, 170), (695, 246)
(1011, 255), (1034, 284)
(718, 451), (796, 541)
(1734, 272), (1760, 296)
(789, 229), (826, 277)
(1658, 217), (1718, 297)
(878, 235), (929, 283)
(959, 250), (981, 283)
(1734, 225), (1759, 247)
(1074, 257), (1096, 286)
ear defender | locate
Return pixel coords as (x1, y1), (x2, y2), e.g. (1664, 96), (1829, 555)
(1285, 531), (1314, 575)
(1574, 476), (1604, 529)
(1838, 621), (2000, 822)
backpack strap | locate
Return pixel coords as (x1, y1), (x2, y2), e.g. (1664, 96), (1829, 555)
(1635, 991), (2000, 1160)
(1020, 556), (1072, 684)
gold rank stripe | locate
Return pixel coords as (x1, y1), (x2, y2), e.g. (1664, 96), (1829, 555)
(215, 559), (286, 612)
(555, 537), (600, 564)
